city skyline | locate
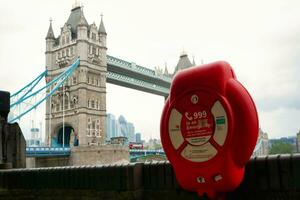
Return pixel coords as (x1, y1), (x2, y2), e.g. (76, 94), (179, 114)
(1, 0), (300, 140)
(107, 113), (136, 142)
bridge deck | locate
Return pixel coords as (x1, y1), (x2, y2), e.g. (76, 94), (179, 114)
(26, 147), (165, 158)
(106, 55), (171, 97)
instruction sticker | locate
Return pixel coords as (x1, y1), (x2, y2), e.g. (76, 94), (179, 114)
(181, 142), (217, 162)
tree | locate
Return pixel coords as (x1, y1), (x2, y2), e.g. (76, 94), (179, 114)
(153, 143), (162, 150)
(269, 141), (294, 154)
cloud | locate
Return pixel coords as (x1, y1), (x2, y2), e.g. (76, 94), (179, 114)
(259, 107), (300, 138)
(254, 29), (300, 111)
(257, 96), (300, 111)
(1, 0), (300, 141)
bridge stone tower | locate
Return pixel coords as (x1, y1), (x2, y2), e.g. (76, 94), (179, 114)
(45, 4), (107, 147)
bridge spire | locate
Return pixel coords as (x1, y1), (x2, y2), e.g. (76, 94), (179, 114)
(174, 50), (193, 74)
(164, 62), (169, 75)
(72, 0), (81, 10)
(46, 18), (55, 39)
(77, 9), (88, 27)
(98, 13), (106, 35)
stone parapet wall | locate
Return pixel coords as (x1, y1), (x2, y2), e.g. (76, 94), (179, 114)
(1, 155), (300, 199)
(0, 117), (26, 169)
(26, 156), (70, 168)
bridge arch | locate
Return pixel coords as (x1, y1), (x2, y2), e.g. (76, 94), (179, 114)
(52, 122), (78, 147)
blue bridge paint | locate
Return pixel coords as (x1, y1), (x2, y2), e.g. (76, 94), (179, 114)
(25, 147), (165, 159)
(26, 147), (71, 157)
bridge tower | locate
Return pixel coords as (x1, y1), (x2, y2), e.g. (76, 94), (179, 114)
(45, 4), (107, 147)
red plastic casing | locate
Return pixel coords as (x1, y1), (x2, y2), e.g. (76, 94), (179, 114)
(160, 61), (259, 198)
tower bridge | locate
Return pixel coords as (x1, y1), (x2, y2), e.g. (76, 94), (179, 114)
(7, 3), (195, 166)
(44, 4), (194, 150)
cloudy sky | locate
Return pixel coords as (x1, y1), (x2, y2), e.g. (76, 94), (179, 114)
(0, 0), (299, 141)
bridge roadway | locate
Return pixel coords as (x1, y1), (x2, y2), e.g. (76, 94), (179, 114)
(106, 55), (171, 97)
(25, 147), (165, 158)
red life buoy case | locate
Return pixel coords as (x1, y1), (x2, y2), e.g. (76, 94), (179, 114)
(160, 61), (259, 199)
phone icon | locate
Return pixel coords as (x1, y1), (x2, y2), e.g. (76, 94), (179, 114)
(185, 112), (193, 121)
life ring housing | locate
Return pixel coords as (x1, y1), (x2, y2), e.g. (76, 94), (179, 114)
(160, 61), (259, 199)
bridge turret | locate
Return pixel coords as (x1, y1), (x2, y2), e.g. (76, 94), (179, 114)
(45, 19), (55, 70)
(77, 8), (88, 39)
(173, 51), (194, 75)
(46, 19), (55, 42)
(76, 7), (89, 60)
(164, 63), (170, 76)
(98, 14), (107, 48)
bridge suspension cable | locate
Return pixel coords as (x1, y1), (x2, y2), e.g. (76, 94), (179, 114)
(62, 83), (65, 148)
(9, 58), (80, 123)
(10, 70), (47, 104)
(48, 85), (52, 146)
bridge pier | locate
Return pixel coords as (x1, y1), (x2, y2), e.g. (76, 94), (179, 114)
(26, 156), (69, 168)
(69, 145), (129, 166)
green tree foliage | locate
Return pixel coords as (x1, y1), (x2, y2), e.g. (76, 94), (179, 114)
(153, 143), (162, 150)
(269, 141), (294, 154)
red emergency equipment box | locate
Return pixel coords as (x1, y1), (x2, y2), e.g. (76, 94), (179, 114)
(160, 61), (259, 199)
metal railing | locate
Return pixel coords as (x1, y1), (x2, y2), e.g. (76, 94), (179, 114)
(26, 147), (71, 157)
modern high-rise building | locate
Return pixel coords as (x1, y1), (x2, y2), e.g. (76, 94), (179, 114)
(127, 122), (135, 142)
(26, 127), (42, 147)
(27, 121), (43, 147)
(106, 113), (116, 141)
(106, 113), (136, 142)
(135, 133), (141, 143)
(118, 115), (128, 138)
(115, 120), (121, 137)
